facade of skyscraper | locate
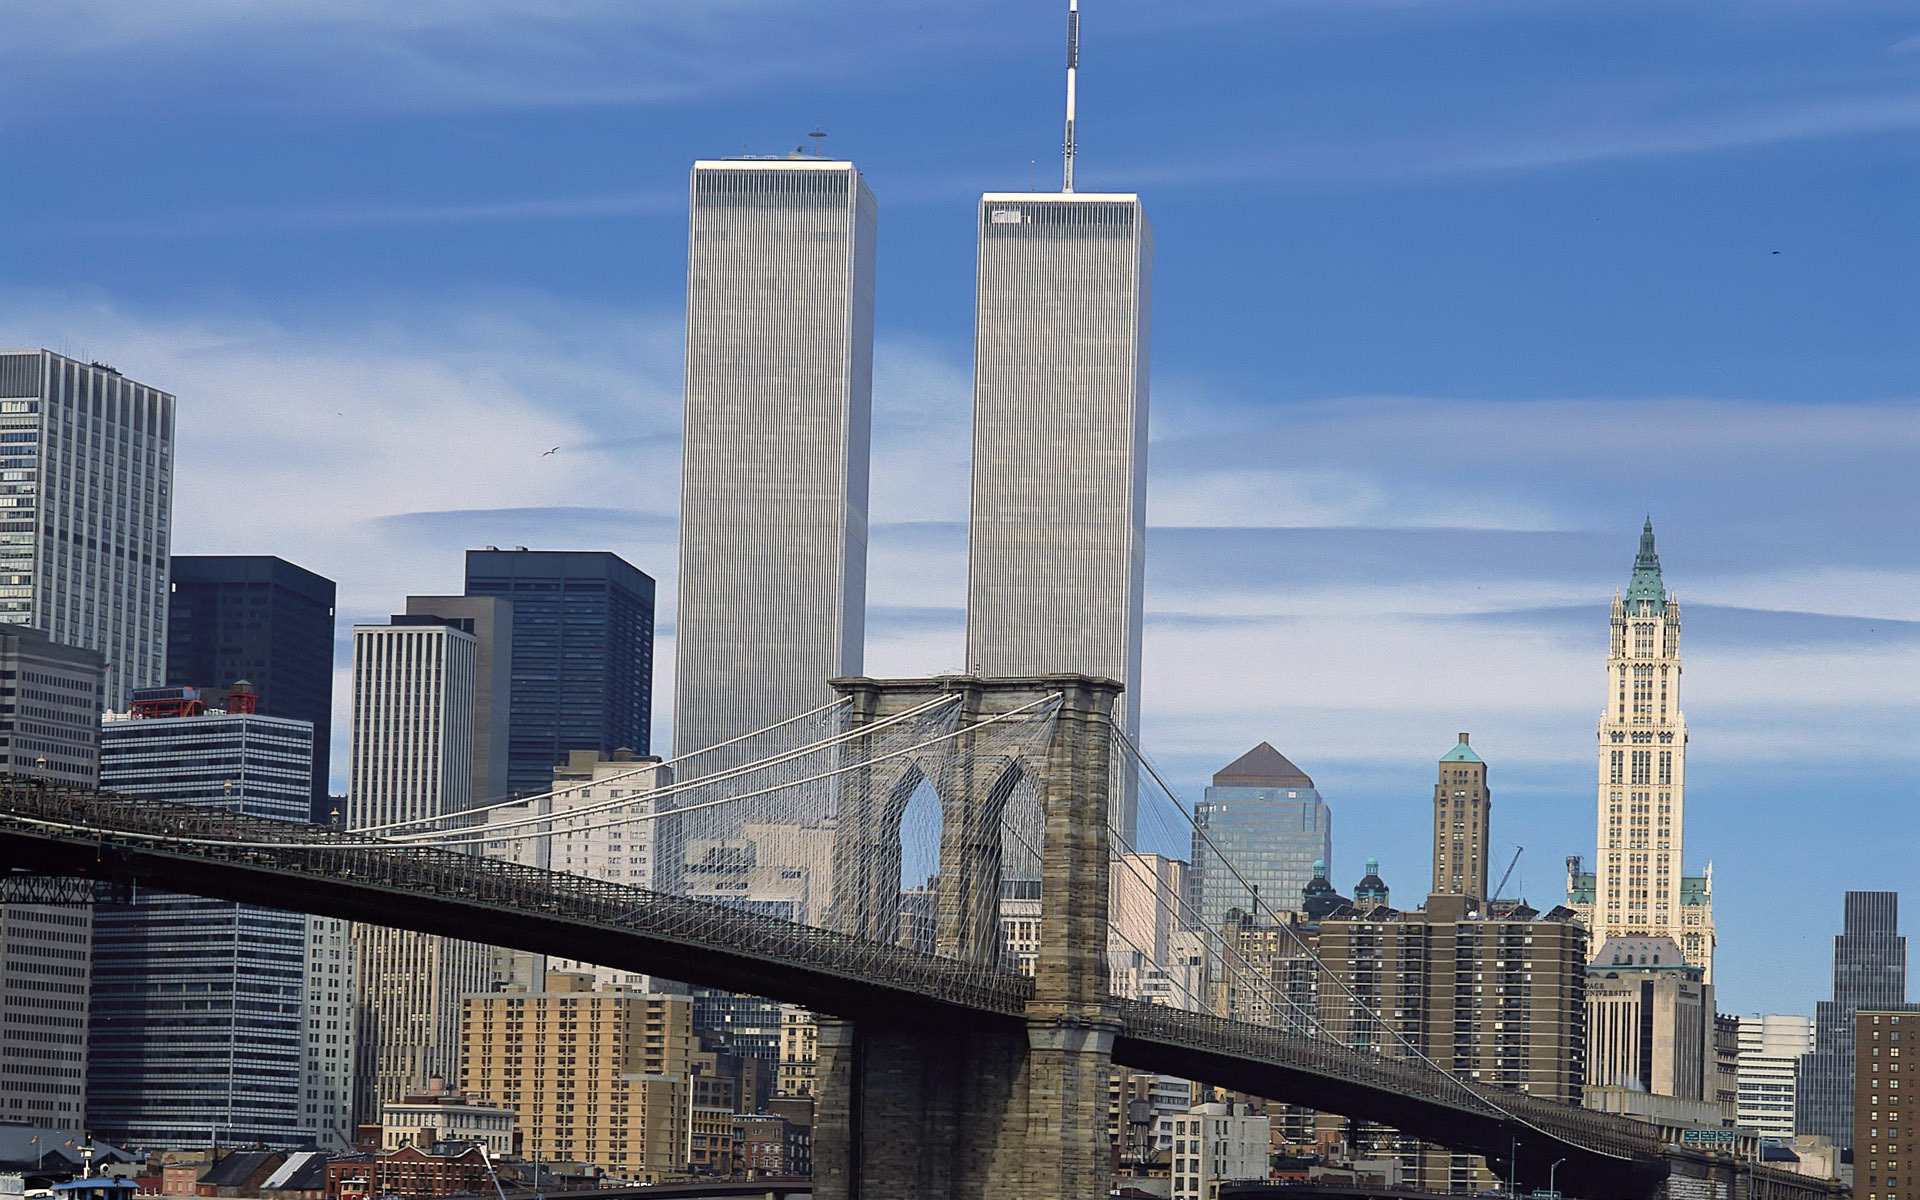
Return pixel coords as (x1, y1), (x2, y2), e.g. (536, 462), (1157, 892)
(461, 974), (697, 1180)
(0, 349), (174, 707)
(91, 696), (317, 1148)
(480, 750), (672, 992)
(462, 549), (655, 797)
(1854, 1008), (1920, 1198)
(1799, 891), (1907, 1150)
(674, 158), (875, 760)
(964, 192), (1151, 837)
(402, 595), (513, 804)
(166, 554), (337, 820)
(1189, 743), (1330, 933)
(1313, 880), (1588, 1192)
(303, 914), (358, 1150)
(348, 615), (491, 1122)
(1576, 521), (1716, 979)
(1431, 733), (1490, 903)
(0, 625), (103, 1132)
(1738, 1013), (1815, 1140)
(1584, 935), (1713, 1100)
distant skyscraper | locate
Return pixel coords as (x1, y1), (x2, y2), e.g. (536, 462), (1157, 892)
(463, 549), (655, 796)
(0, 625), (102, 1132)
(1431, 733), (1490, 904)
(1189, 744), (1330, 933)
(348, 614), (491, 1122)
(964, 191), (1151, 838)
(675, 158), (876, 759)
(1797, 890), (1907, 1149)
(167, 555), (337, 821)
(1737, 1013), (1814, 1140)
(0, 349), (174, 706)
(403, 595), (513, 804)
(91, 690), (317, 1149)
(1582, 520), (1716, 978)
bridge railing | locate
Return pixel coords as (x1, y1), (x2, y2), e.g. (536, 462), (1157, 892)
(1117, 999), (1667, 1161)
(0, 779), (1035, 1019)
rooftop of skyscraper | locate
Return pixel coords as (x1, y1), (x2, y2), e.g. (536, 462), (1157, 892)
(1211, 742), (1313, 789)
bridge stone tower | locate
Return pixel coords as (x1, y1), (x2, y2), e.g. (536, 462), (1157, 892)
(813, 673), (1121, 1200)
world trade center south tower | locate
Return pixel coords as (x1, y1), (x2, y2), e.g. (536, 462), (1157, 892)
(675, 158), (877, 758)
(964, 191), (1152, 841)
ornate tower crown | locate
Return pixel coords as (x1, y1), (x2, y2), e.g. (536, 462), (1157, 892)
(1624, 516), (1667, 616)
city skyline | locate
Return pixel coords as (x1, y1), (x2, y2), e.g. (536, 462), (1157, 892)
(0, 2), (1912, 1024)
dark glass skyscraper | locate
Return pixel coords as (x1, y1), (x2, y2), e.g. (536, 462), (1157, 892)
(166, 555), (336, 821)
(463, 549), (655, 797)
(1797, 890), (1907, 1148)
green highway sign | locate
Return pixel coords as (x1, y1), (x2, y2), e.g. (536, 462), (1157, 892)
(1679, 1128), (1737, 1147)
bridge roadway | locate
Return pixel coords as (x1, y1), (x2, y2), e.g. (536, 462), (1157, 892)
(0, 781), (1768, 1198)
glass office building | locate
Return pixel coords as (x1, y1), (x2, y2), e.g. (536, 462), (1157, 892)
(1796, 890), (1907, 1149)
(92, 701), (316, 1149)
(167, 555), (337, 821)
(1190, 743), (1332, 932)
(463, 548), (655, 797)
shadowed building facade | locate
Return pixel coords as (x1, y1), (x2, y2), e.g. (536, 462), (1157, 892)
(1799, 891), (1907, 1151)
(963, 191), (1151, 840)
(462, 549), (654, 797)
(674, 158), (876, 761)
(167, 555), (336, 821)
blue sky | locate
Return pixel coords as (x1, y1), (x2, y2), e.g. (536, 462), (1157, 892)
(2, 1), (1915, 1018)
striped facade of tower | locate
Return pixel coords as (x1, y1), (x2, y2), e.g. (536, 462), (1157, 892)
(1587, 522), (1715, 980)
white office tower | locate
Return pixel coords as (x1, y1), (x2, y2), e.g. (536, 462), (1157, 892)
(0, 626), (103, 1131)
(92, 693), (316, 1149)
(481, 750), (672, 991)
(302, 915), (357, 1151)
(348, 615), (491, 1123)
(1737, 1013), (1815, 1140)
(0, 350), (175, 707)
(965, 192), (1151, 841)
(674, 158), (876, 760)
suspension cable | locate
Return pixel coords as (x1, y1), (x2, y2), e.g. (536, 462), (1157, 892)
(352, 694), (857, 834)
(384, 694), (961, 842)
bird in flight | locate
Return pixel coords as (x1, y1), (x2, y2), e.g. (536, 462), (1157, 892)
(542, 445), (559, 456)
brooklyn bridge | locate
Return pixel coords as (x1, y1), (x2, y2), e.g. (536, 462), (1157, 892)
(0, 674), (1830, 1200)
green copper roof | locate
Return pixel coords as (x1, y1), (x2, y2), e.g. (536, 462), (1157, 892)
(1440, 733), (1482, 763)
(1624, 517), (1667, 615)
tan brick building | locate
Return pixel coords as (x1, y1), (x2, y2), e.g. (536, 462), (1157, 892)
(459, 973), (698, 1181)
(1303, 736), (1588, 1193)
(1856, 1009), (1920, 1200)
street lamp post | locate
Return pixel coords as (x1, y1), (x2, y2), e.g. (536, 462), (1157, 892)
(1509, 1138), (1520, 1199)
(1550, 1157), (1567, 1198)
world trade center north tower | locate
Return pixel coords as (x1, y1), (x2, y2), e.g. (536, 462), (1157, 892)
(965, 192), (1152, 840)
(675, 158), (877, 757)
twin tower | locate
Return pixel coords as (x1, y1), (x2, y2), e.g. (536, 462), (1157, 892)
(673, 157), (1152, 832)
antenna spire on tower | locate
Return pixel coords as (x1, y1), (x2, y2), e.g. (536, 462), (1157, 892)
(1062, 0), (1079, 192)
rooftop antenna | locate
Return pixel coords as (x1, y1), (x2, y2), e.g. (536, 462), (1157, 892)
(1062, 0), (1079, 192)
(808, 128), (826, 156)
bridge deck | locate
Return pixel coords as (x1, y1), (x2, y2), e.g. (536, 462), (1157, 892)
(0, 780), (1692, 1189)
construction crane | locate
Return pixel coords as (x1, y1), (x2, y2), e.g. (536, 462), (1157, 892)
(1492, 845), (1523, 902)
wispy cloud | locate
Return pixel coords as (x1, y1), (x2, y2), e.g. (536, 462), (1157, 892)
(59, 190), (683, 239)
(1115, 88), (1920, 187)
